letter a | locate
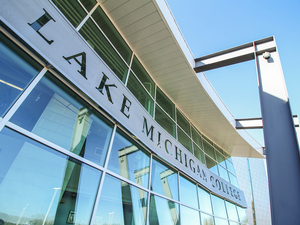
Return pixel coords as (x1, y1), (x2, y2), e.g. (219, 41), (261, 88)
(63, 52), (87, 79)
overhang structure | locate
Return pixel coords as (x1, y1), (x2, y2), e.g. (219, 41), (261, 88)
(99, 0), (264, 158)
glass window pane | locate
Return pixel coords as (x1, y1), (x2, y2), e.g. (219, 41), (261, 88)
(225, 201), (239, 221)
(156, 87), (175, 119)
(229, 173), (239, 188)
(131, 56), (155, 97)
(226, 160), (236, 175)
(0, 127), (101, 225)
(198, 187), (212, 214)
(201, 213), (214, 225)
(80, 0), (97, 12)
(191, 126), (203, 150)
(127, 72), (154, 116)
(214, 218), (229, 225)
(218, 165), (229, 182)
(237, 206), (248, 223)
(0, 32), (42, 117)
(179, 175), (198, 209)
(206, 156), (219, 175)
(155, 105), (176, 138)
(193, 143), (205, 164)
(176, 109), (190, 136)
(94, 174), (147, 225)
(229, 222), (239, 225)
(79, 18), (128, 82)
(10, 73), (114, 166)
(180, 205), (200, 225)
(177, 127), (192, 153)
(151, 157), (178, 201)
(203, 140), (216, 160)
(216, 150), (226, 168)
(149, 194), (179, 225)
(52, 0), (87, 27)
(92, 6), (132, 64)
(211, 195), (227, 219)
(108, 128), (150, 188)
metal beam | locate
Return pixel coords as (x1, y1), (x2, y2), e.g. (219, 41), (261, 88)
(235, 115), (299, 129)
(194, 36), (300, 225)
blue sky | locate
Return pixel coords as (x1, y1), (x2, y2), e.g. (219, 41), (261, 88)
(166, 0), (300, 146)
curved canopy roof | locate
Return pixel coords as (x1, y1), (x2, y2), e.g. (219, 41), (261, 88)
(99, 0), (264, 158)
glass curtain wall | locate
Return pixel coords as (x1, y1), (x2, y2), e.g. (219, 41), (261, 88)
(0, 1), (247, 224)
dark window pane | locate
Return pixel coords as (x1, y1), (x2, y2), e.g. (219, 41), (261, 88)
(178, 127), (192, 153)
(10, 72), (114, 167)
(191, 126), (203, 150)
(94, 175), (147, 225)
(79, 18), (128, 82)
(131, 56), (155, 97)
(0, 127), (101, 225)
(203, 139), (216, 160)
(156, 87), (175, 119)
(0, 32), (42, 117)
(92, 6), (132, 64)
(193, 143), (205, 164)
(52, 0), (87, 27)
(176, 109), (190, 136)
(80, 0), (97, 12)
(149, 194), (179, 225)
(205, 156), (219, 175)
(155, 105), (176, 138)
(127, 72), (153, 116)
(151, 157), (178, 201)
(107, 128), (150, 188)
(216, 150), (226, 168)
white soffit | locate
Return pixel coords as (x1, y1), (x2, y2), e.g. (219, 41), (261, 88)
(99, 0), (264, 158)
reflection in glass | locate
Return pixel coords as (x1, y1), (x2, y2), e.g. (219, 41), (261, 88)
(215, 150), (226, 168)
(225, 201), (238, 221)
(211, 195), (227, 219)
(206, 156), (219, 175)
(237, 206), (248, 223)
(214, 218), (229, 225)
(149, 195), (179, 225)
(201, 213), (214, 225)
(108, 128), (150, 188)
(0, 32), (42, 117)
(0, 127), (101, 225)
(180, 205), (200, 225)
(229, 173), (239, 188)
(94, 175), (147, 225)
(151, 157), (178, 201)
(218, 165), (229, 182)
(155, 105), (176, 138)
(127, 72), (154, 116)
(10, 73), (114, 167)
(179, 175), (198, 209)
(226, 160), (236, 175)
(198, 187), (212, 214)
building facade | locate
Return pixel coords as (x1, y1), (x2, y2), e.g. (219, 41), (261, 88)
(0, 0), (270, 225)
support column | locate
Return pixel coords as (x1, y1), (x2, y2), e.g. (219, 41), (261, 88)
(255, 45), (300, 225)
